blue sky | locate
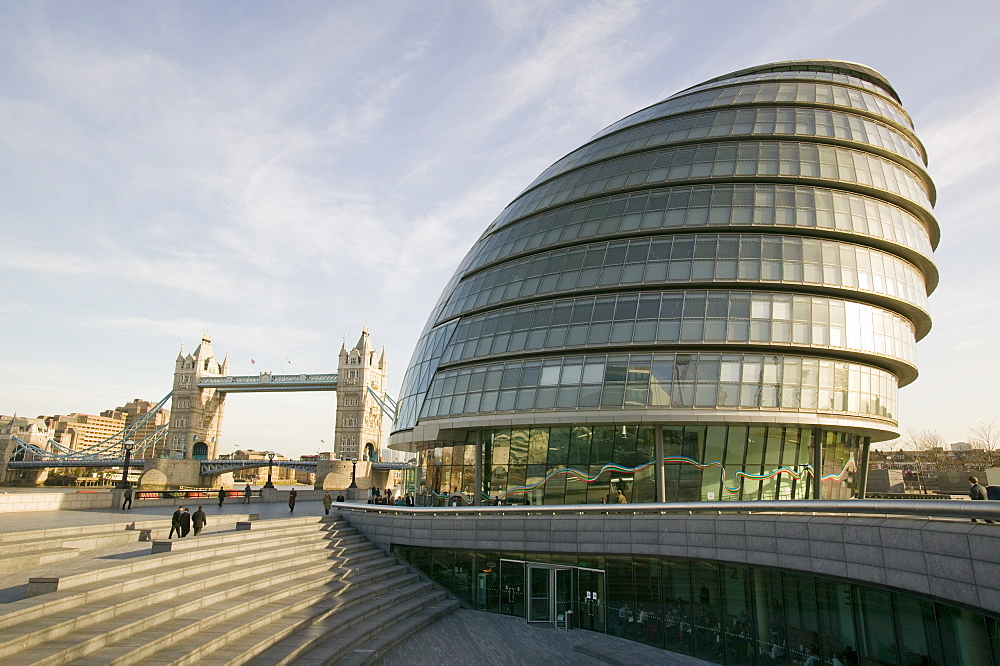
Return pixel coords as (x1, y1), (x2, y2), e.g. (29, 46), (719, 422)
(1, 0), (997, 458)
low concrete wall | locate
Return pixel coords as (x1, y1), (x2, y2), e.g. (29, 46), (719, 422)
(336, 504), (1000, 617)
(0, 488), (332, 512)
(0, 491), (115, 512)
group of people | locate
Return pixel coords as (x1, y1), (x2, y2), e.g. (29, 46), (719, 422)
(321, 492), (347, 515)
(168, 506), (208, 538)
(368, 486), (414, 505)
(598, 489), (629, 504)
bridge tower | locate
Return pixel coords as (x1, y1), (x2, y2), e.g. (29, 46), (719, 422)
(334, 327), (387, 462)
(0, 416), (51, 485)
(161, 334), (228, 460)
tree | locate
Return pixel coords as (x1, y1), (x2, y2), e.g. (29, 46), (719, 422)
(901, 429), (948, 492)
(969, 420), (1000, 468)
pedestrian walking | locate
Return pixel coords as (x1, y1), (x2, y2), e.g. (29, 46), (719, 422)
(970, 476), (995, 523)
(179, 507), (192, 537)
(217, 487), (226, 508)
(242, 484), (252, 504)
(121, 486), (133, 511)
(288, 488), (297, 513)
(322, 492), (332, 515)
(192, 506), (208, 536)
(168, 507), (182, 538)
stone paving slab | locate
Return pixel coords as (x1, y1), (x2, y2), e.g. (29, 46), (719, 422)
(372, 609), (714, 666)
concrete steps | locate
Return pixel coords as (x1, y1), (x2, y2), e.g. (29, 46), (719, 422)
(0, 515), (458, 665)
(247, 583), (460, 666)
(0, 513), (259, 575)
(24, 518), (351, 597)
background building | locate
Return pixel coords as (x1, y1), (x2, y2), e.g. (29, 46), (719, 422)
(101, 398), (170, 459)
(391, 60), (937, 505)
(221, 449), (299, 484)
(46, 412), (127, 452)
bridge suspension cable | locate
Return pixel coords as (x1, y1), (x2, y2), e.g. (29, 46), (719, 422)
(366, 386), (397, 420)
(6, 392), (172, 464)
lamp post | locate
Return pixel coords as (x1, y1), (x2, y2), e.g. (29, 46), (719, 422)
(263, 451), (276, 489)
(349, 458), (359, 489)
(116, 440), (134, 489)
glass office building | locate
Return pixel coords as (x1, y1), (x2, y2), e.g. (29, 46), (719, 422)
(390, 60), (938, 505)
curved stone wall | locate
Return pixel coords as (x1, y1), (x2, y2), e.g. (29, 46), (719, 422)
(339, 506), (1000, 617)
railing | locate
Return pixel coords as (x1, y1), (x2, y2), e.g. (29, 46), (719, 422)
(136, 489), (261, 501)
(332, 499), (1000, 522)
(8, 458), (149, 469)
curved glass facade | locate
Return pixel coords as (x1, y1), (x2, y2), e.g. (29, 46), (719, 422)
(391, 60), (938, 507)
(396, 546), (1000, 666)
(435, 234), (930, 324)
(490, 140), (933, 234)
(531, 106), (926, 190)
(440, 292), (918, 370)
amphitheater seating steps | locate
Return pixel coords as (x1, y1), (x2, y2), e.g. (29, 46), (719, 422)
(0, 513), (259, 575)
(0, 514), (458, 665)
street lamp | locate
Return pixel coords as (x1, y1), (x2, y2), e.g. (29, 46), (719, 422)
(116, 440), (134, 489)
(263, 451), (276, 489)
(349, 458), (359, 489)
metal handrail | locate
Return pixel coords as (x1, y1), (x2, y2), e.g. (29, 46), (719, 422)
(332, 499), (1000, 521)
(135, 489), (262, 501)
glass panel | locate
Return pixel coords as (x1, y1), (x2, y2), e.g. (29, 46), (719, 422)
(663, 559), (694, 655)
(634, 558), (663, 647)
(608, 556), (636, 641)
(500, 559), (526, 618)
(528, 566), (551, 622)
(855, 587), (895, 664)
(893, 592), (943, 665)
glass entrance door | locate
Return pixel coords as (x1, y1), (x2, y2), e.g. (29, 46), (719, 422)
(555, 568), (572, 628)
(499, 559), (525, 618)
(576, 566), (606, 632)
(528, 565), (551, 622)
(528, 565), (575, 625)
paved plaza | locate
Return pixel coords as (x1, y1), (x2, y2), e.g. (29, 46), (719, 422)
(374, 609), (713, 665)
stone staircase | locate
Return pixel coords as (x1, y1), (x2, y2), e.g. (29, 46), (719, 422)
(0, 515), (459, 665)
(0, 513), (258, 575)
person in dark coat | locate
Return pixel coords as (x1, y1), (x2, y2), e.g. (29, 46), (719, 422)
(169, 507), (182, 538)
(970, 476), (994, 523)
(336, 493), (345, 503)
(288, 489), (297, 512)
(192, 506), (208, 536)
(121, 486), (133, 511)
(217, 487), (226, 508)
(179, 507), (192, 537)
(242, 484), (252, 504)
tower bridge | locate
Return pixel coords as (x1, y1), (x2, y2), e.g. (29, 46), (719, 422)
(2, 328), (406, 490)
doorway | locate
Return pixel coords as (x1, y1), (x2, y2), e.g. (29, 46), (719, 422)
(501, 559), (605, 630)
